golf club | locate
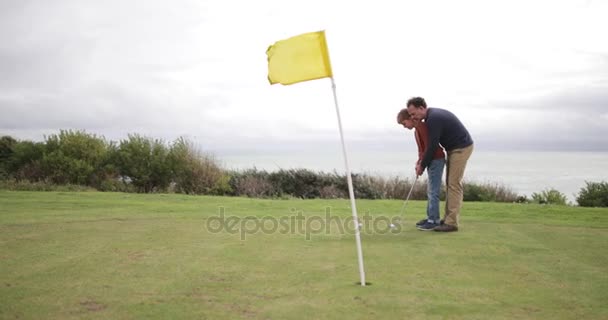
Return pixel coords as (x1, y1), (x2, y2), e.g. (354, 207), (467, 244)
(398, 175), (419, 217)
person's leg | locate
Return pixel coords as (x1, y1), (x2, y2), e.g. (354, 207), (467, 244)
(426, 158), (445, 223)
(443, 144), (474, 228)
(418, 158), (445, 231)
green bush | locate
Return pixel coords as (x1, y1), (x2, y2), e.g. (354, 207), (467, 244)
(576, 181), (608, 207)
(463, 182), (518, 202)
(268, 169), (319, 199)
(0, 136), (17, 178)
(97, 178), (135, 193)
(229, 169), (346, 199)
(224, 168), (521, 202)
(208, 173), (233, 196)
(464, 183), (493, 201)
(8, 141), (45, 180)
(42, 130), (110, 185)
(228, 169), (275, 198)
(114, 134), (172, 193)
(381, 176), (420, 200)
(0, 131), (528, 201)
(169, 137), (226, 195)
(41, 151), (95, 185)
(351, 174), (383, 199)
(0, 179), (95, 192)
(319, 185), (347, 199)
(531, 188), (568, 205)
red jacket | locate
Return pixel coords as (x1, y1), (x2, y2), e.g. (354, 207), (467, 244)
(414, 122), (445, 163)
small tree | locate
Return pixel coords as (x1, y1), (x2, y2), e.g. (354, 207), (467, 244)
(168, 137), (226, 195)
(0, 136), (17, 178)
(531, 188), (567, 205)
(576, 181), (608, 207)
(115, 134), (171, 193)
(41, 130), (109, 185)
(9, 140), (45, 181)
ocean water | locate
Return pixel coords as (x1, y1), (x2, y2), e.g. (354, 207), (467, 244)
(217, 150), (608, 203)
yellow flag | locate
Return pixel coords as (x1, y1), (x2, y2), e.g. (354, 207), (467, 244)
(266, 30), (333, 85)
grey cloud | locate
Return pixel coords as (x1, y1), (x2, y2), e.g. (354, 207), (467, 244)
(0, 0), (225, 142)
(1, 0), (607, 154)
(523, 85), (608, 113)
(1, 84), (227, 136)
(0, 0), (207, 89)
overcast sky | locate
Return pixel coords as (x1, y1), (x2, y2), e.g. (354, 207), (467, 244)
(1, 0), (607, 156)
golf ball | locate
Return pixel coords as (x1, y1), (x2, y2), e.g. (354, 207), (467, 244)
(389, 223), (396, 228)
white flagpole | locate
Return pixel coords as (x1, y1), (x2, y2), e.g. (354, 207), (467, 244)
(330, 77), (366, 286)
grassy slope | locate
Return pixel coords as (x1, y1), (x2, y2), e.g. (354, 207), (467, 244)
(1, 191), (607, 319)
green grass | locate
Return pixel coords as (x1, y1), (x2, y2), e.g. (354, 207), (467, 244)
(1, 191), (607, 319)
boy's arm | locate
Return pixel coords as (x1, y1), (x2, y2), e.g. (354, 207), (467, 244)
(419, 118), (441, 172)
(415, 125), (426, 163)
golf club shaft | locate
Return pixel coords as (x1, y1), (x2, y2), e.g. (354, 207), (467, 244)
(399, 176), (418, 216)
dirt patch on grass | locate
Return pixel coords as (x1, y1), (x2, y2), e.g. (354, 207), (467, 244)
(186, 287), (216, 303)
(226, 302), (257, 318)
(127, 251), (146, 261)
(207, 275), (226, 282)
(80, 299), (106, 312)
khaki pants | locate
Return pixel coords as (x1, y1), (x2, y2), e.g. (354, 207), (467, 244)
(444, 144), (474, 227)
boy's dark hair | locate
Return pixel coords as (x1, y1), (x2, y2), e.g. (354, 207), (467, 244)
(396, 108), (411, 124)
(407, 97), (427, 108)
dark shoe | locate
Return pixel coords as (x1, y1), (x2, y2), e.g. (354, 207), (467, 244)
(416, 221), (438, 231)
(434, 224), (458, 232)
(415, 219), (427, 226)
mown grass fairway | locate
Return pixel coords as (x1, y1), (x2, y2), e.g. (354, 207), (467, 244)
(1, 191), (607, 319)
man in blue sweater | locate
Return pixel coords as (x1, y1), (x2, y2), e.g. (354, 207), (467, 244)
(406, 97), (474, 232)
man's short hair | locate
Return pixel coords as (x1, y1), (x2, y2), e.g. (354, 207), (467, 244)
(407, 97), (427, 109)
(396, 108), (411, 124)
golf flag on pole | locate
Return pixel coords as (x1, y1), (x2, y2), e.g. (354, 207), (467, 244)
(266, 31), (367, 287)
(266, 30), (333, 85)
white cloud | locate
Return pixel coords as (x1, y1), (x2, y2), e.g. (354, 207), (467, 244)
(1, 0), (607, 151)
